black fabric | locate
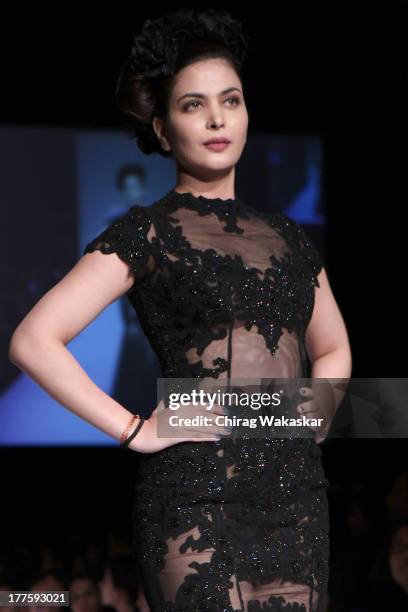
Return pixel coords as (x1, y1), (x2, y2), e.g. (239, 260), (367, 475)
(84, 189), (330, 611)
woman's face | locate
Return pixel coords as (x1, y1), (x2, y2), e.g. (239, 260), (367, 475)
(153, 58), (249, 175)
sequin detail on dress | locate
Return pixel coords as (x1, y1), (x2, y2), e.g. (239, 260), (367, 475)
(83, 189), (330, 611)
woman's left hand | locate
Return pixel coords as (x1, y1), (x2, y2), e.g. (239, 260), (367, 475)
(296, 383), (334, 444)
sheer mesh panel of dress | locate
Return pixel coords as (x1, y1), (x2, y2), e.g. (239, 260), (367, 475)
(83, 189), (329, 612)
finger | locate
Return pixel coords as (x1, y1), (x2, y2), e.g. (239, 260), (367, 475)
(178, 420), (230, 436)
(299, 386), (314, 399)
(198, 402), (228, 416)
(298, 410), (327, 433)
(297, 400), (315, 414)
(167, 432), (216, 442)
(211, 403), (230, 416)
(178, 402), (226, 417)
(190, 431), (222, 440)
(194, 424), (232, 436)
(303, 411), (322, 420)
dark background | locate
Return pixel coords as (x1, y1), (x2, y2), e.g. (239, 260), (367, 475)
(1, 5), (407, 605)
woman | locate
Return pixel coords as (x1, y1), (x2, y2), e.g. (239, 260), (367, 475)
(9, 9), (352, 611)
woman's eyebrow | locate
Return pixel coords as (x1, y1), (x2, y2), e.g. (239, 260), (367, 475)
(177, 87), (242, 103)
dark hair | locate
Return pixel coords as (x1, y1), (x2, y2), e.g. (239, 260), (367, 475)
(115, 22), (247, 158)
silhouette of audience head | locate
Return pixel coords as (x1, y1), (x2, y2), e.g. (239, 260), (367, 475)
(27, 572), (66, 612)
(389, 521), (408, 594)
(98, 556), (139, 607)
(68, 574), (103, 612)
(385, 471), (408, 521)
(371, 517), (408, 607)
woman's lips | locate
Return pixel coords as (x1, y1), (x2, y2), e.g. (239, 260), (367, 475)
(203, 142), (231, 151)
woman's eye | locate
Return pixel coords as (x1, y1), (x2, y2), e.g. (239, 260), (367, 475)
(226, 96), (240, 106)
(183, 97), (240, 112)
(184, 100), (201, 111)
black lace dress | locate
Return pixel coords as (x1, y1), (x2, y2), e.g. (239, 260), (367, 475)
(83, 189), (330, 612)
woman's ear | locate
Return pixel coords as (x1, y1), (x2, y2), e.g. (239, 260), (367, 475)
(152, 116), (171, 153)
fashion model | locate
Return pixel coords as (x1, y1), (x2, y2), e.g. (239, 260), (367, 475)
(9, 9), (352, 612)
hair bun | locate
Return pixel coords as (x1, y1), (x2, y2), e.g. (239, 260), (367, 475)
(128, 8), (250, 80)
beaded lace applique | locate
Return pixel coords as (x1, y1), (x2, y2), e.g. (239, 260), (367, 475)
(83, 190), (329, 611)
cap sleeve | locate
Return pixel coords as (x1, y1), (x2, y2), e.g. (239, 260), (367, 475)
(278, 213), (325, 287)
(83, 204), (155, 287)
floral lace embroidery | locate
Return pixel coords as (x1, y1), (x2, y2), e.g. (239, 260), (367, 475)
(83, 190), (329, 611)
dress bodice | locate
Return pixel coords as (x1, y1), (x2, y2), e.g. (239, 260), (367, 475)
(84, 188), (323, 386)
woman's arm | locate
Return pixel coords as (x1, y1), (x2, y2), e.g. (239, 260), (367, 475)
(8, 249), (142, 446)
(8, 248), (227, 452)
(305, 267), (353, 442)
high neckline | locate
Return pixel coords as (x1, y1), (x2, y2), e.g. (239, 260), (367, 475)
(167, 188), (242, 207)
(159, 188), (249, 234)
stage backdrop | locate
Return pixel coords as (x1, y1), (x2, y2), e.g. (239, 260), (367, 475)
(0, 125), (326, 445)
